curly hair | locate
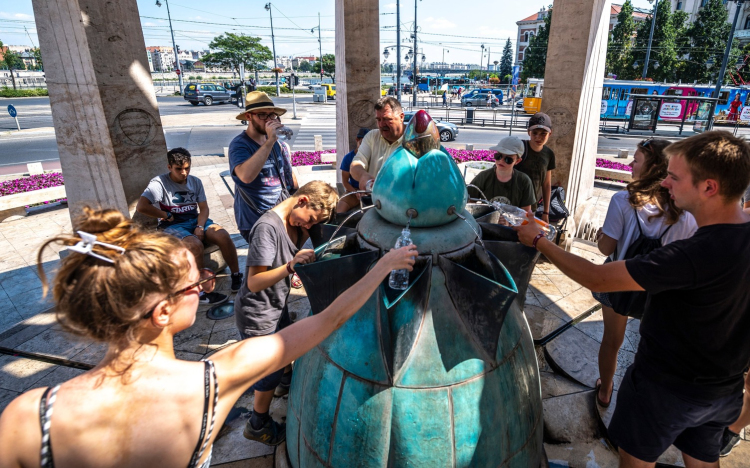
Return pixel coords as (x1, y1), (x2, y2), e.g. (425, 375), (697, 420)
(37, 207), (191, 346)
(627, 138), (684, 225)
(167, 147), (191, 167)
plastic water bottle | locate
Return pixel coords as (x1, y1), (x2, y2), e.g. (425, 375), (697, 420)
(492, 202), (550, 232)
(388, 227), (412, 290)
(275, 126), (293, 140)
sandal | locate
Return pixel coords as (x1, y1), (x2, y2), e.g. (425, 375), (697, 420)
(595, 378), (613, 408)
(291, 273), (303, 289)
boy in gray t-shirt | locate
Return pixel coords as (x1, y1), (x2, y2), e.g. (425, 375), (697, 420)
(136, 147), (243, 299)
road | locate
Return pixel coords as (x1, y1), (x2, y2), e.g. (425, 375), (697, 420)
(0, 95), (686, 174)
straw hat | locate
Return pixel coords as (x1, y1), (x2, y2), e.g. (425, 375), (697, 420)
(235, 91), (287, 120)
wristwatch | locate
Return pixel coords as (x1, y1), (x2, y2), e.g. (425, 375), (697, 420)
(164, 212), (174, 222)
(196, 225), (205, 230)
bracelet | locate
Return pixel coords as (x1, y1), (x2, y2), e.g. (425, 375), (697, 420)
(532, 232), (545, 250)
(196, 226), (204, 230)
(286, 262), (295, 274)
(542, 211), (549, 215)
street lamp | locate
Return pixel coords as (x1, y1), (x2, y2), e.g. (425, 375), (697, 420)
(442, 48), (449, 70)
(642, 0), (658, 79)
(480, 44), (485, 71)
(412, 0), (422, 106)
(383, 45), (403, 101)
(310, 13), (323, 84)
(265, 3), (280, 97)
(155, 0), (183, 95)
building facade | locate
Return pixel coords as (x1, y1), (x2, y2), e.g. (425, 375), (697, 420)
(146, 46), (174, 72)
(669, 0), (750, 46)
(515, 5), (649, 67)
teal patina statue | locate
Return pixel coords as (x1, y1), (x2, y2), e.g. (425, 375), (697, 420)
(288, 111), (544, 467)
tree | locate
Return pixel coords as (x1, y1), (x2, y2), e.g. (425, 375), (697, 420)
(321, 54), (335, 81)
(520, 8), (552, 82)
(201, 33), (273, 76)
(298, 60), (311, 72)
(499, 38), (513, 83)
(682, 0), (731, 84)
(0, 42), (26, 90)
(629, 0), (680, 82)
(606, 0), (636, 80)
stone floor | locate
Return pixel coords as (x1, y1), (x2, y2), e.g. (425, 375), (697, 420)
(1, 166), (748, 467)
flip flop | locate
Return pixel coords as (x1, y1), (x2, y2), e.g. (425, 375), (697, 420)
(595, 378), (613, 408)
(291, 273), (303, 289)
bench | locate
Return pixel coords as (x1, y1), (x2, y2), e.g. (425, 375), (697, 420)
(594, 167), (632, 183)
(0, 185), (67, 222)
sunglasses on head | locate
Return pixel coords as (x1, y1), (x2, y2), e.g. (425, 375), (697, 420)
(640, 137), (655, 148)
(142, 268), (216, 319)
(494, 153), (517, 165)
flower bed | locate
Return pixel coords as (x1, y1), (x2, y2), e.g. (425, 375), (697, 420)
(0, 172), (64, 197)
(595, 158), (632, 172)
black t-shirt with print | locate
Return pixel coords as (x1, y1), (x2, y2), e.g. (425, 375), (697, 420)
(516, 141), (556, 203)
(626, 221), (750, 399)
(467, 169), (537, 208)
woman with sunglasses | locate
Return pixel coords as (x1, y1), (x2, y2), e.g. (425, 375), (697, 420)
(467, 136), (537, 211)
(593, 138), (697, 408)
(0, 207), (417, 468)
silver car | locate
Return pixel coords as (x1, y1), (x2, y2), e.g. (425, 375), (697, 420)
(404, 111), (459, 142)
(461, 93), (500, 107)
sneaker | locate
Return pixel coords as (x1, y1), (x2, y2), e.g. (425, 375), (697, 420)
(199, 291), (228, 306)
(274, 382), (290, 398)
(720, 428), (741, 457)
(243, 417), (286, 446)
(231, 272), (244, 293)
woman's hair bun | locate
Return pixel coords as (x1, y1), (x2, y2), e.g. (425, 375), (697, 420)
(74, 207), (130, 237)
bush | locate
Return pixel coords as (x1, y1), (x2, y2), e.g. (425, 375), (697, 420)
(0, 87), (49, 98)
(256, 85), (312, 95)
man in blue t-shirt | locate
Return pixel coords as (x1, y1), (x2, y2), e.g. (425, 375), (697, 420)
(336, 127), (369, 213)
(229, 92), (298, 243)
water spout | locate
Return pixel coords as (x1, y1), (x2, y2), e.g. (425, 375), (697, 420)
(466, 184), (491, 204)
(319, 205), (376, 259)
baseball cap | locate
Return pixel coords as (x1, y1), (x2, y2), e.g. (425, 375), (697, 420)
(488, 136), (525, 157)
(528, 112), (552, 132)
(356, 128), (370, 139)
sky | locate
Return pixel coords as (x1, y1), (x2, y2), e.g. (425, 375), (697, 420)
(1, 0), (657, 67)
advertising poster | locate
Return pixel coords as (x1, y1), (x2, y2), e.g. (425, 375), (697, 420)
(629, 98), (659, 131)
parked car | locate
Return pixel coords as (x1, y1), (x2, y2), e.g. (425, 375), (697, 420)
(387, 84), (413, 95)
(321, 83), (336, 99)
(462, 93), (500, 107)
(183, 83), (231, 106)
(403, 111), (458, 142)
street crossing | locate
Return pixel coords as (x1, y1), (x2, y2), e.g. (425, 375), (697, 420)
(289, 104), (337, 150)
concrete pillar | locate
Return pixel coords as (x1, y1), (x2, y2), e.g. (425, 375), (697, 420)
(334, 0), (380, 184)
(32, 0), (167, 218)
(541, 0), (611, 213)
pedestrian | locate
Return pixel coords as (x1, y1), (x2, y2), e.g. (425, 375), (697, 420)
(236, 181), (338, 445)
(442, 90), (447, 107)
(516, 112), (556, 222)
(337, 128), (370, 213)
(0, 207), (418, 467)
(591, 138), (697, 408)
(514, 130), (750, 466)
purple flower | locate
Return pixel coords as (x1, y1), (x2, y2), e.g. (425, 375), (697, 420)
(0, 173), (65, 197)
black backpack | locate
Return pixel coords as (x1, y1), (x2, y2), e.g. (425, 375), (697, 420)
(609, 208), (672, 320)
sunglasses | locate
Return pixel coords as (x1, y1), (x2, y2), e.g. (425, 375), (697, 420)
(494, 153), (517, 165)
(142, 268), (216, 319)
(640, 137), (655, 148)
(250, 112), (279, 121)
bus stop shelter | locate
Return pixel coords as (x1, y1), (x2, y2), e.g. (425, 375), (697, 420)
(628, 95), (718, 135)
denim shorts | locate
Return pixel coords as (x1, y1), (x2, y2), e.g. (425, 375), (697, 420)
(161, 218), (214, 240)
(609, 365), (744, 463)
(239, 309), (292, 393)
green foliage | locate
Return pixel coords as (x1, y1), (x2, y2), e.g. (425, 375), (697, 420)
(682, 0), (731, 84)
(298, 60), (312, 72)
(629, 0), (680, 82)
(520, 8), (551, 82)
(1, 49), (26, 71)
(321, 54), (335, 81)
(0, 87), (48, 97)
(606, 0), (636, 80)
(256, 85), (311, 94)
(32, 47), (42, 70)
(499, 38), (513, 83)
(201, 33), (273, 75)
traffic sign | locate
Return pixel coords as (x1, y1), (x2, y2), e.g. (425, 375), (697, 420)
(7, 105), (17, 118)
(175, 69), (181, 75)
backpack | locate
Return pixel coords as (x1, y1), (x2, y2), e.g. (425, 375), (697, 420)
(609, 208), (672, 320)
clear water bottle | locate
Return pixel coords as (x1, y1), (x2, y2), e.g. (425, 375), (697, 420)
(388, 227), (413, 290)
(275, 126), (293, 140)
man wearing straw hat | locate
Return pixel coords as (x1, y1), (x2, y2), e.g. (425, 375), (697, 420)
(229, 91), (299, 243)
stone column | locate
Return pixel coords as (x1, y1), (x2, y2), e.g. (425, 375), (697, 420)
(32, 0), (167, 218)
(334, 0), (380, 184)
(541, 0), (611, 213)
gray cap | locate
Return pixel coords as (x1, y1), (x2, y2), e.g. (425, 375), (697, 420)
(489, 136), (525, 157)
(528, 112), (552, 132)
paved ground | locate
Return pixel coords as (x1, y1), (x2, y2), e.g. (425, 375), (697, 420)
(1, 160), (748, 466)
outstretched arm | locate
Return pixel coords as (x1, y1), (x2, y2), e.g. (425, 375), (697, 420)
(215, 245), (418, 397)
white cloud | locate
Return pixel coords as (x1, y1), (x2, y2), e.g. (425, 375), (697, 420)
(385, 3), (397, 9)
(0, 12), (34, 20)
(422, 17), (456, 29)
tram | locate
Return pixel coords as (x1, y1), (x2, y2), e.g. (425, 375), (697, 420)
(522, 78), (750, 123)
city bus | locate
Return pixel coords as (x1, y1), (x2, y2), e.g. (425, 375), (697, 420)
(522, 78), (750, 123)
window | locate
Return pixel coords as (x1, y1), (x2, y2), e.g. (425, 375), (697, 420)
(619, 88), (630, 100)
(630, 88), (647, 95)
(665, 89), (683, 96)
(677, 1), (682, 10)
(744, 93), (750, 106)
(744, 15), (750, 30)
(719, 91), (730, 105)
(216, 86), (226, 92)
(518, 53), (524, 61)
(602, 87), (611, 100)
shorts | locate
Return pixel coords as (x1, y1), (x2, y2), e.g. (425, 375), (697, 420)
(608, 365), (743, 463)
(239, 308), (292, 392)
(591, 290), (613, 308)
(161, 218), (215, 240)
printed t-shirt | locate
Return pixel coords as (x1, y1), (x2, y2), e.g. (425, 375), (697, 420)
(229, 132), (293, 231)
(468, 168), (537, 208)
(516, 142), (556, 203)
(351, 130), (404, 178)
(234, 210), (300, 336)
(339, 150), (359, 189)
(602, 191), (697, 261)
(625, 221), (750, 399)
(141, 174), (206, 227)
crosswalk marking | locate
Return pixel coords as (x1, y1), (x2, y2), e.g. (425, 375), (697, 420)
(292, 106), (337, 150)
